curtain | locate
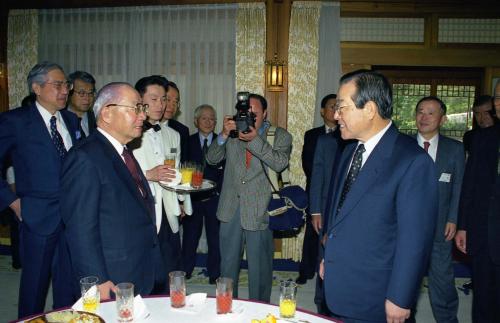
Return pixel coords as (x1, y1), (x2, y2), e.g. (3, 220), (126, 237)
(314, 2), (342, 127)
(283, 1), (321, 261)
(235, 3), (266, 96)
(8, 10), (38, 109)
(38, 5), (237, 133)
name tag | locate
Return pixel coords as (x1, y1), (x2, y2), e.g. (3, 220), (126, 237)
(439, 173), (451, 183)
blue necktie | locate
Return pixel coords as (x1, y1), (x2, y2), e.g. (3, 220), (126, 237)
(50, 116), (67, 158)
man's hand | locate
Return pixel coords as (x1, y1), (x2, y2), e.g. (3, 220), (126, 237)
(146, 165), (176, 182)
(221, 116), (237, 139)
(319, 259), (325, 280)
(99, 280), (116, 300)
(444, 222), (457, 241)
(311, 214), (322, 234)
(239, 126), (258, 142)
(455, 230), (467, 254)
(9, 198), (22, 222)
(385, 299), (410, 323)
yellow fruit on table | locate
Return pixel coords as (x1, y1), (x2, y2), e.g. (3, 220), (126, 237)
(251, 320), (260, 323)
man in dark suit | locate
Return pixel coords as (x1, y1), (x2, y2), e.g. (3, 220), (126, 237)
(296, 94), (338, 285)
(456, 80), (500, 323)
(463, 95), (495, 156)
(66, 71), (97, 138)
(162, 81), (190, 163)
(60, 82), (165, 300)
(0, 61), (80, 318)
(413, 96), (464, 323)
(182, 104), (224, 284)
(319, 70), (437, 323)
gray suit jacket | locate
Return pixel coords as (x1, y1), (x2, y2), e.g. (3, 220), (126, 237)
(206, 126), (292, 231)
(434, 135), (465, 241)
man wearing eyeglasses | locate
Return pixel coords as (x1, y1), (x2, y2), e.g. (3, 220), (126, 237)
(0, 61), (81, 318)
(66, 70), (97, 138)
(162, 81), (190, 163)
(60, 82), (165, 301)
(319, 70), (437, 323)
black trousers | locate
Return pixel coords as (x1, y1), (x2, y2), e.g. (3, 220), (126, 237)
(471, 249), (500, 323)
(298, 216), (319, 279)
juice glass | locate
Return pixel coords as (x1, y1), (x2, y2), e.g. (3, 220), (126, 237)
(191, 165), (204, 189)
(169, 271), (186, 308)
(80, 276), (100, 313)
(216, 277), (233, 314)
(115, 282), (134, 322)
(279, 281), (297, 318)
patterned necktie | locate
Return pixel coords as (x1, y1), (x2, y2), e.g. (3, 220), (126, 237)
(122, 147), (146, 199)
(202, 138), (208, 168)
(337, 144), (366, 211)
(424, 141), (430, 153)
(50, 116), (67, 158)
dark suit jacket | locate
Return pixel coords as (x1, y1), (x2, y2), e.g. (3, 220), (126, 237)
(60, 131), (163, 295)
(324, 125), (437, 321)
(458, 123), (500, 263)
(302, 126), (326, 192)
(64, 107), (97, 138)
(309, 129), (347, 232)
(187, 133), (224, 200)
(0, 104), (79, 235)
(169, 119), (190, 163)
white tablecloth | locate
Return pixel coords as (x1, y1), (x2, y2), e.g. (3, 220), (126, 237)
(94, 296), (338, 323)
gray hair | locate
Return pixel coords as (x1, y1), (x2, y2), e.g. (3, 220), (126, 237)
(194, 104), (217, 120)
(27, 61), (65, 94)
(93, 82), (134, 121)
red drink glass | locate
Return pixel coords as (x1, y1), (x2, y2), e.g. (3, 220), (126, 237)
(169, 271), (186, 308)
(191, 170), (203, 189)
(216, 277), (233, 314)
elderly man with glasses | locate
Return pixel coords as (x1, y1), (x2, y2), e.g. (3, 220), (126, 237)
(0, 61), (81, 318)
(60, 82), (165, 301)
(66, 70), (97, 138)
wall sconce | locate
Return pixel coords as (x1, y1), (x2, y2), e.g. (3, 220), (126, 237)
(266, 54), (287, 92)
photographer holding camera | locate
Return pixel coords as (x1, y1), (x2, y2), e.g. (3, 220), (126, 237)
(206, 93), (292, 302)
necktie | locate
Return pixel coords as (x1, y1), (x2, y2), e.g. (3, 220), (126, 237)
(246, 150), (252, 169)
(50, 116), (67, 158)
(327, 128), (332, 134)
(77, 117), (86, 139)
(202, 138), (209, 167)
(424, 141), (430, 153)
(122, 147), (147, 199)
(337, 144), (366, 211)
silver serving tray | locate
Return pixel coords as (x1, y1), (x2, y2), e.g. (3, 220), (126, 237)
(159, 179), (216, 193)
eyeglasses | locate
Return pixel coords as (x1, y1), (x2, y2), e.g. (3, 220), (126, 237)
(166, 97), (180, 109)
(333, 103), (354, 114)
(106, 103), (149, 115)
(74, 90), (95, 98)
(45, 81), (73, 91)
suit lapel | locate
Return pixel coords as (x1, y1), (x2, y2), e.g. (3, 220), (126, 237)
(435, 135), (448, 178)
(28, 104), (61, 158)
(333, 125), (398, 227)
(60, 109), (78, 144)
(96, 132), (154, 221)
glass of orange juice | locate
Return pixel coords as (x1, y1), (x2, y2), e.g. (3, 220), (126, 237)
(164, 153), (176, 168)
(279, 281), (297, 318)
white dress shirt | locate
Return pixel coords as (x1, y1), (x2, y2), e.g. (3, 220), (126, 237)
(417, 132), (439, 162)
(36, 102), (72, 151)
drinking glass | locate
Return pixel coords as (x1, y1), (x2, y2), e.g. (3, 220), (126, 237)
(216, 277), (233, 314)
(164, 153), (176, 168)
(279, 280), (297, 318)
(115, 282), (134, 322)
(79, 276), (100, 313)
(180, 163), (194, 185)
(169, 271), (186, 308)
(191, 164), (204, 189)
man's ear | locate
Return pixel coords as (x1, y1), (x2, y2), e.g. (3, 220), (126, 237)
(439, 114), (447, 126)
(100, 106), (113, 124)
(32, 83), (42, 96)
(363, 101), (377, 120)
(263, 109), (267, 120)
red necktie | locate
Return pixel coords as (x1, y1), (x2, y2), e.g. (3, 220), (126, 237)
(246, 150), (252, 169)
(122, 147), (146, 198)
(424, 141), (430, 153)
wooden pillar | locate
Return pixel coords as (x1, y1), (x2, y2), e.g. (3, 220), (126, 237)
(265, 0), (291, 129)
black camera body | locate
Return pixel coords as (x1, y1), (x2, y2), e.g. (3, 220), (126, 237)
(229, 91), (256, 138)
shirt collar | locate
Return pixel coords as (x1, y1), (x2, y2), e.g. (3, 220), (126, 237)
(97, 127), (125, 156)
(36, 101), (60, 125)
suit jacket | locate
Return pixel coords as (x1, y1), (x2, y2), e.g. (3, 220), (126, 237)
(64, 107), (97, 138)
(324, 125), (437, 321)
(417, 134), (464, 242)
(458, 123), (500, 263)
(187, 132), (224, 200)
(0, 104), (79, 235)
(309, 129), (347, 232)
(206, 126), (292, 231)
(302, 126), (326, 192)
(132, 124), (192, 234)
(168, 119), (190, 163)
(60, 131), (162, 295)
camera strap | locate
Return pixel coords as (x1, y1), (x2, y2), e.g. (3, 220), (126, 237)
(260, 126), (291, 195)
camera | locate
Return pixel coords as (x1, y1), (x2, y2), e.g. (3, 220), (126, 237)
(229, 91), (256, 138)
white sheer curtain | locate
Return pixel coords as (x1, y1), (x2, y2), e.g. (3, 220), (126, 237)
(38, 5), (237, 133)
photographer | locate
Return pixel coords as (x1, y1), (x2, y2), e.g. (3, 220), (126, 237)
(206, 93), (292, 302)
